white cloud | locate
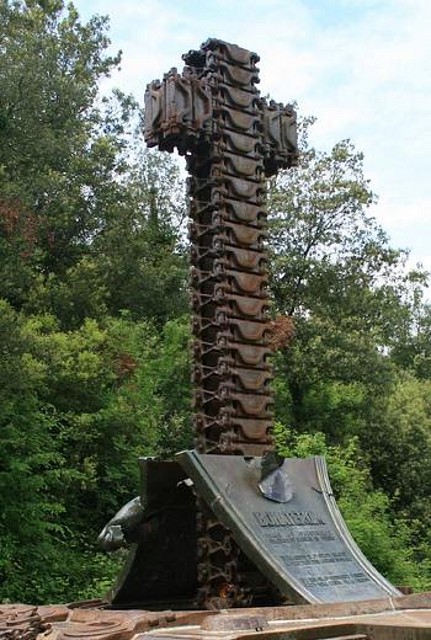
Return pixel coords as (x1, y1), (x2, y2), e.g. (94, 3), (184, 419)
(372, 195), (431, 231)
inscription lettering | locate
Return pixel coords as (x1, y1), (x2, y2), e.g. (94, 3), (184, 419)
(301, 572), (371, 588)
(280, 552), (350, 566)
(182, 453), (400, 602)
(265, 530), (335, 544)
(253, 510), (325, 527)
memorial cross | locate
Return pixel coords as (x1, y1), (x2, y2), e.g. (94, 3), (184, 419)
(144, 38), (297, 456)
(100, 41), (402, 612)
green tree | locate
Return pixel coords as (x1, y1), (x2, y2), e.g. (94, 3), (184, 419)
(360, 373), (431, 525)
(390, 291), (431, 379)
(267, 124), (431, 590)
(267, 131), (423, 436)
(0, 0), (121, 302)
(0, 1), (188, 330)
(93, 149), (188, 325)
(0, 301), (69, 602)
(0, 304), (172, 602)
(0, 1), (189, 602)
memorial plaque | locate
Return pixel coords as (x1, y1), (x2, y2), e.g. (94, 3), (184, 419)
(177, 451), (401, 604)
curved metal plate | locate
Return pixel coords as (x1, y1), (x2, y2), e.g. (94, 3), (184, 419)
(177, 451), (401, 604)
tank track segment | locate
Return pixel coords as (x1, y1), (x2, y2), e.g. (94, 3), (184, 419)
(145, 39), (297, 458)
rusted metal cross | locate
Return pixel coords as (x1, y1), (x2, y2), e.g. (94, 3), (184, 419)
(144, 38), (297, 457)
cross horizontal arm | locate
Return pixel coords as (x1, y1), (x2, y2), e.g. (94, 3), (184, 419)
(144, 67), (212, 154)
(144, 38), (298, 172)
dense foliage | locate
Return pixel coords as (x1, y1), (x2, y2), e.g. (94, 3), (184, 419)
(0, 0), (430, 603)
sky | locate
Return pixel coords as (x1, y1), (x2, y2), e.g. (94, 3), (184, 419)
(75, 0), (431, 273)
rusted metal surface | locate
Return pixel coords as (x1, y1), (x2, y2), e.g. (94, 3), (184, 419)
(0, 605), (44, 640)
(0, 604), (67, 640)
(2, 594), (431, 640)
(144, 39), (297, 609)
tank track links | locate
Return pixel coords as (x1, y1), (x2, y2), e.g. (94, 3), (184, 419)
(185, 39), (274, 459)
(183, 39), (281, 609)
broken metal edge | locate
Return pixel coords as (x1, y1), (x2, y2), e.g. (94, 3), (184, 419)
(314, 455), (401, 598)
